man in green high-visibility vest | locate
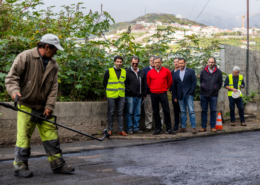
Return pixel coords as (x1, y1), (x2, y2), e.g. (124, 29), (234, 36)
(224, 66), (246, 126)
(103, 56), (128, 136)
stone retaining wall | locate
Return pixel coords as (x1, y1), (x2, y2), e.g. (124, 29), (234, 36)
(0, 101), (224, 144)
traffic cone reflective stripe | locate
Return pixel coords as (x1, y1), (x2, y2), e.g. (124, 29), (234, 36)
(215, 113), (223, 130)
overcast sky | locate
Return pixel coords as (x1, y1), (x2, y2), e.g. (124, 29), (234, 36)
(39, 0), (260, 24)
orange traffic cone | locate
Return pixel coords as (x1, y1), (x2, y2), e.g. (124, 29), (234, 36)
(215, 113), (223, 130)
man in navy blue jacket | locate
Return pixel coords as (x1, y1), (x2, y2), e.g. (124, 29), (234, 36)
(143, 56), (163, 131)
(172, 58), (197, 134)
(169, 58), (181, 131)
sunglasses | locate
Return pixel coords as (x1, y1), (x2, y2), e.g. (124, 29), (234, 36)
(132, 63), (138, 65)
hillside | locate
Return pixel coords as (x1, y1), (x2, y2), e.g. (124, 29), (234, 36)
(131, 13), (205, 26)
(109, 13), (205, 34)
(109, 22), (133, 33)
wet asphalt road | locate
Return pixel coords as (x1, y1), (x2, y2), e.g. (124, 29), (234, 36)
(1, 132), (260, 185)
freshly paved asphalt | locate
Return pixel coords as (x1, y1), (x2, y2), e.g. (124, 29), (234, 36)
(1, 131), (260, 185)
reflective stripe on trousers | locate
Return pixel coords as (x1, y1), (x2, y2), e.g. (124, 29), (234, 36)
(14, 105), (66, 169)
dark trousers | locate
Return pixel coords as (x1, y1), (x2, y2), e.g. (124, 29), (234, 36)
(228, 97), (245, 122)
(107, 97), (125, 132)
(151, 92), (172, 131)
(200, 95), (218, 129)
(172, 100), (180, 130)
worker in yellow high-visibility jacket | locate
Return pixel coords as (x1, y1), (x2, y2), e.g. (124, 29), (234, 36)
(224, 66), (246, 126)
(103, 56), (128, 136)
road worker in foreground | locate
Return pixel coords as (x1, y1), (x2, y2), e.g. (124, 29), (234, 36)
(5, 34), (75, 178)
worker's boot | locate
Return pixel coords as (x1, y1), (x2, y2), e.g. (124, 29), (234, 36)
(53, 164), (75, 174)
(14, 162), (33, 178)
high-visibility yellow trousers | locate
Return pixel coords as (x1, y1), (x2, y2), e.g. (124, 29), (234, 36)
(13, 105), (66, 169)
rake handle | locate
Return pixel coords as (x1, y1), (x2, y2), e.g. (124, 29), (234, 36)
(0, 97), (109, 141)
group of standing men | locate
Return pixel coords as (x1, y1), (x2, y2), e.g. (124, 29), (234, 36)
(3, 33), (247, 178)
(104, 55), (247, 136)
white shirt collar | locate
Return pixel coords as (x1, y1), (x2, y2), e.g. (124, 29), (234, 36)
(155, 66), (162, 73)
(180, 67), (186, 72)
(131, 66), (139, 72)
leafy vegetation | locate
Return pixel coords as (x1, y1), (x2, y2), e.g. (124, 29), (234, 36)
(0, 0), (114, 101)
(213, 31), (241, 36)
(0, 0), (221, 102)
(242, 91), (260, 105)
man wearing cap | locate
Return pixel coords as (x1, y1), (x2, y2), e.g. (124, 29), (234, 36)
(224, 66), (246, 126)
(5, 34), (75, 178)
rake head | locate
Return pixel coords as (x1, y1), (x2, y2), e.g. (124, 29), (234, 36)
(103, 129), (110, 139)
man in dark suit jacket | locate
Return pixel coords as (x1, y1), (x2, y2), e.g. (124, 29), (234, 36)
(172, 58), (197, 134)
(169, 58), (181, 131)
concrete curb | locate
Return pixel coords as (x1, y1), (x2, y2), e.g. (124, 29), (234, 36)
(1, 127), (260, 162)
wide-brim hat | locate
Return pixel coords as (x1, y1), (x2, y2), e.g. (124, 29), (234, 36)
(232, 90), (241, 99)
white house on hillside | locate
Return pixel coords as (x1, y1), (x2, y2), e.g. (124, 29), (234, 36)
(136, 21), (145, 25)
(190, 25), (201, 32)
(117, 29), (127, 34)
(182, 25), (190, 30)
(176, 14), (184, 19)
(156, 21), (162, 26)
(144, 22), (154, 27)
(233, 27), (253, 34)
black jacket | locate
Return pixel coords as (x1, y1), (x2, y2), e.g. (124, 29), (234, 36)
(125, 67), (147, 97)
(142, 66), (152, 94)
(169, 69), (179, 92)
(200, 65), (223, 97)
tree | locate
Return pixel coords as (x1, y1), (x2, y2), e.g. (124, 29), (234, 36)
(0, 0), (221, 101)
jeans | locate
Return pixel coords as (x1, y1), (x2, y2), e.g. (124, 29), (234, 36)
(200, 95), (218, 129)
(107, 97), (125, 132)
(151, 92), (172, 131)
(228, 97), (245, 122)
(125, 96), (142, 131)
(172, 100), (181, 130)
(178, 95), (196, 128)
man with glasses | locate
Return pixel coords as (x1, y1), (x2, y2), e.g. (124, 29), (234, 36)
(224, 66), (246, 126)
(125, 56), (147, 134)
(142, 56), (164, 132)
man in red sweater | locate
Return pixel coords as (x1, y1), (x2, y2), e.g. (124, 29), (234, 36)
(147, 56), (175, 135)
